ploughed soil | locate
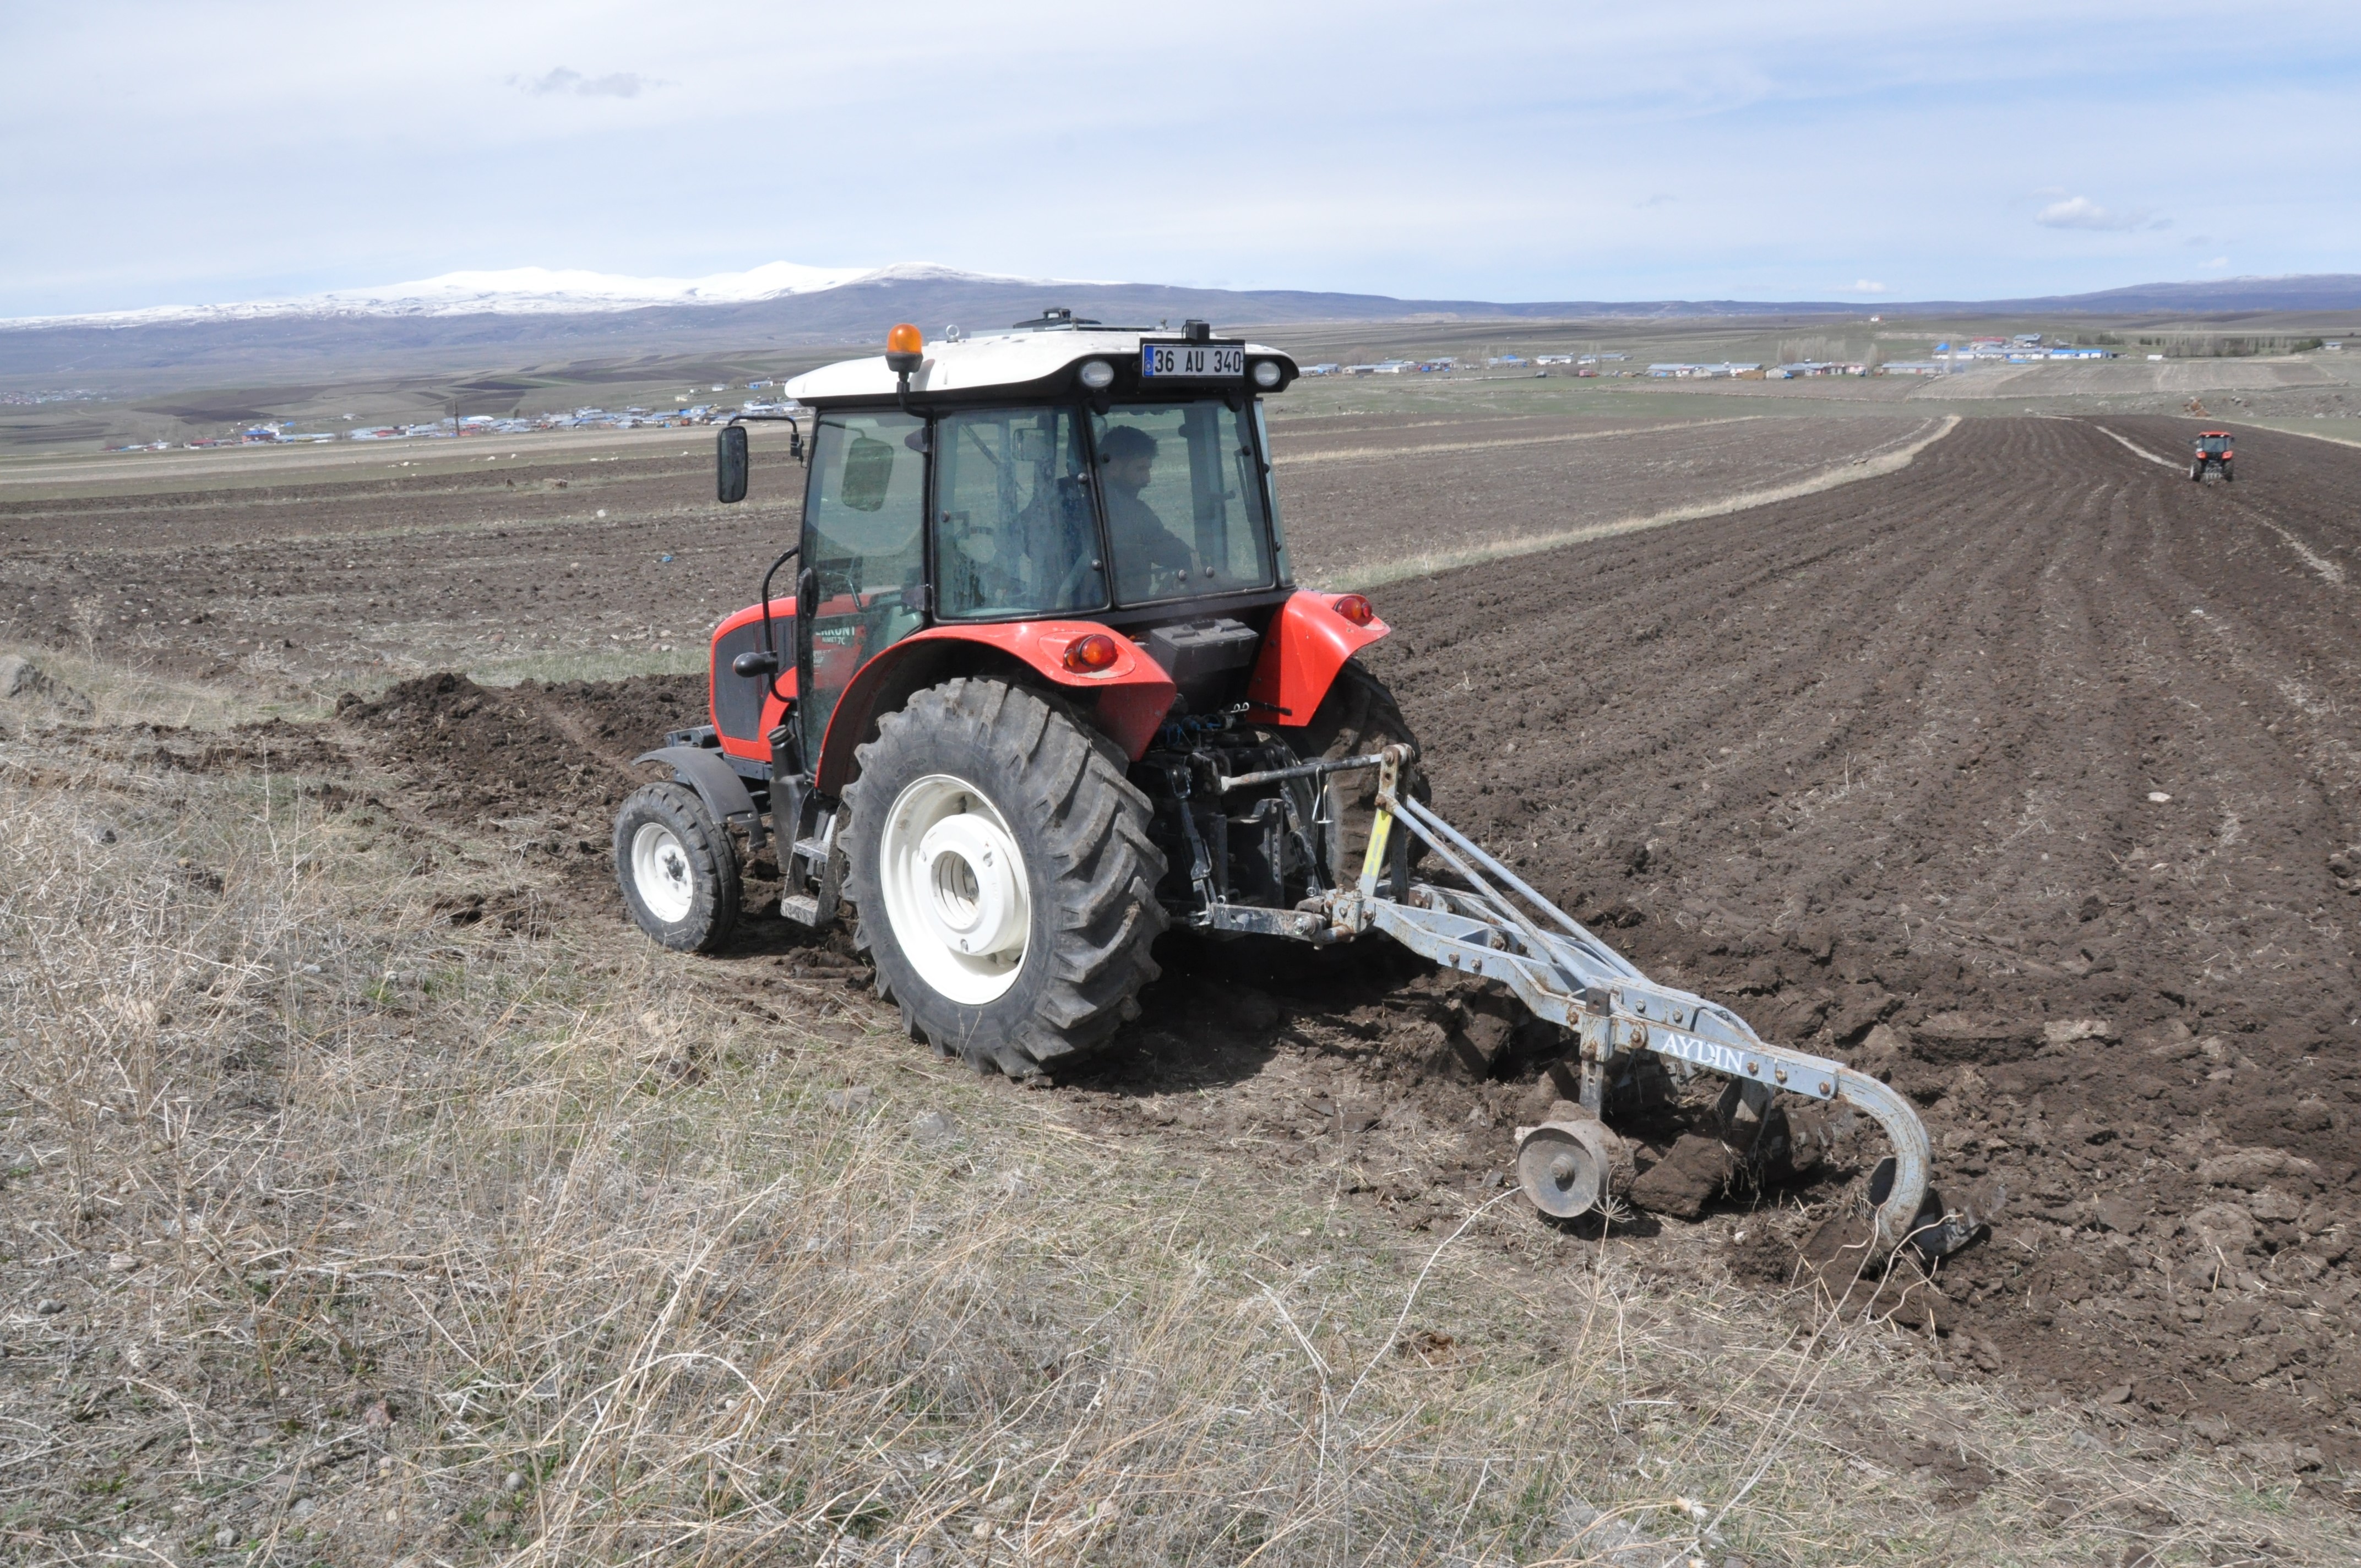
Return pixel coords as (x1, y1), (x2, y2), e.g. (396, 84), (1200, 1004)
(1273, 409), (1945, 580)
(15, 411), (2359, 1484)
(1358, 416), (2361, 1471)
(0, 412), (1928, 683)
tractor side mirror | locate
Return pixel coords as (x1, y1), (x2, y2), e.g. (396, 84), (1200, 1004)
(716, 424), (749, 504)
(731, 650), (779, 679)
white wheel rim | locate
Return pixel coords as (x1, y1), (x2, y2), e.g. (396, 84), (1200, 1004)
(630, 821), (697, 924)
(880, 773), (1031, 1005)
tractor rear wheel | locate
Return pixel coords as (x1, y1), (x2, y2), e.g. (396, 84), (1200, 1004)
(614, 781), (741, 952)
(1298, 659), (1430, 872)
(844, 678), (1167, 1077)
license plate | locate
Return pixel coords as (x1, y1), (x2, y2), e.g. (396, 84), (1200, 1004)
(1140, 342), (1244, 379)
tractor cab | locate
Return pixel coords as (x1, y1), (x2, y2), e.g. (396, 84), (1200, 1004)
(2190, 429), (2235, 481)
(780, 319), (1305, 770)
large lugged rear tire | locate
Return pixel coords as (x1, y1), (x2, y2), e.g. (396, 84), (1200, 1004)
(844, 678), (1167, 1077)
(614, 781), (742, 952)
(1296, 659), (1430, 870)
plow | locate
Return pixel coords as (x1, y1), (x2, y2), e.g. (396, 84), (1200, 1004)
(615, 311), (1963, 1261)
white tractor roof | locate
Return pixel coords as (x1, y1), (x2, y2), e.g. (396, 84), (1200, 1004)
(785, 326), (1293, 403)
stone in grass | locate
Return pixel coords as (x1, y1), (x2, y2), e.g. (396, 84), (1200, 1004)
(823, 1085), (875, 1114)
(910, 1109), (958, 1144)
(0, 655), (93, 717)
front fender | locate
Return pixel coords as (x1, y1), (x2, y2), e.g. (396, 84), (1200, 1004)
(1246, 590), (1390, 725)
(815, 622), (1178, 795)
(635, 745), (766, 851)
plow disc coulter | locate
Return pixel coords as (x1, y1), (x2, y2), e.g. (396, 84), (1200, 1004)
(617, 311), (1961, 1262)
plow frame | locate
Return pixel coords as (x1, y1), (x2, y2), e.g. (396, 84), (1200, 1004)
(1270, 748), (1954, 1259)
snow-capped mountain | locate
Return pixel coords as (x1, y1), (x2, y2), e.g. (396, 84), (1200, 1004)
(1, 262), (1094, 330)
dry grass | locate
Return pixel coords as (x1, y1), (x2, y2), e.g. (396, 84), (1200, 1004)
(4, 682), (2355, 1566)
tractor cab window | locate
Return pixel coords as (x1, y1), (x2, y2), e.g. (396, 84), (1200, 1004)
(1092, 401), (1276, 605)
(2200, 435), (2229, 453)
(801, 411), (929, 764)
(1255, 400), (1293, 585)
(933, 406), (1107, 618)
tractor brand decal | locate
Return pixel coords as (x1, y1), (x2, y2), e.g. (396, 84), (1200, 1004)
(1650, 1028), (1750, 1077)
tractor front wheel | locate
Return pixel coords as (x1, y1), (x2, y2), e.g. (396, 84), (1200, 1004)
(844, 678), (1167, 1077)
(614, 781), (742, 952)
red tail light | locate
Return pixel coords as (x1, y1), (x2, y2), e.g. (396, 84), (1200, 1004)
(1333, 593), (1376, 627)
(1063, 633), (1120, 673)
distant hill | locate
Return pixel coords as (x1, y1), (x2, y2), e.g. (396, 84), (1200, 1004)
(6, 264), (2359, 385)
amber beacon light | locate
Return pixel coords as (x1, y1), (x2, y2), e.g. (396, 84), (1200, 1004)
(885, 323), (925, 373)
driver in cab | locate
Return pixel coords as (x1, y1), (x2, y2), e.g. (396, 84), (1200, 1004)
(1097, 425), (1196, 597)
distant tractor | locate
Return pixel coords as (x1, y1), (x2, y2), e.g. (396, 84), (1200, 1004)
(2190, 430), (2235, 482)
(610, 310), (1957, 1257)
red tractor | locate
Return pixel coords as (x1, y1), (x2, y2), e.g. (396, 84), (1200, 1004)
(613, 310), (1958, 1258)
(2190, 429), (2235, 482)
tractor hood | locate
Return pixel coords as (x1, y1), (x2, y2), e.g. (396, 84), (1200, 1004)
(785, 326), (1298, 405)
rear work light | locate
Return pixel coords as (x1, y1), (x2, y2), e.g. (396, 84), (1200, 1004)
(1078, 358), (1115, 389)
(1063, 633), (1121, 673)
(1332, 593), (1376, 627)
(1253, 360), (1283, 388)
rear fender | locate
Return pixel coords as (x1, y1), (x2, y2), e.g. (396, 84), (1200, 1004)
(815, 623), (1178, 795)
(708, 600), (798, 764)
(1245, 590), (1390, 725)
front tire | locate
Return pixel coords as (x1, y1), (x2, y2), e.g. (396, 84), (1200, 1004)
(614, 781), (741, 952)
(844, 679), (1167, 1077)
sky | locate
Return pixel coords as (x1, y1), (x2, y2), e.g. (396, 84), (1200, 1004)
(2, 1), (2357, 319)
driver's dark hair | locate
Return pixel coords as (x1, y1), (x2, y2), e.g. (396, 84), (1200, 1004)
(1098, 424), (1158, 462)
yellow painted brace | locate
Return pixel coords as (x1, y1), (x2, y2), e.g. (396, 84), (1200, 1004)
(1358, 752), (1399, 899)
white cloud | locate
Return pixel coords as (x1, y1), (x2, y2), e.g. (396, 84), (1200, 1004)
(511, 67), (653, 99)
(1845, 279), (1888, 293)
(2035, 195), (2151, 231)
(2202, 256), (2230, 269)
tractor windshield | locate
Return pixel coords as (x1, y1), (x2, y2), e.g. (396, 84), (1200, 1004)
(2200, 435), (2229, 453)
(1092, 401), (1276, 605)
